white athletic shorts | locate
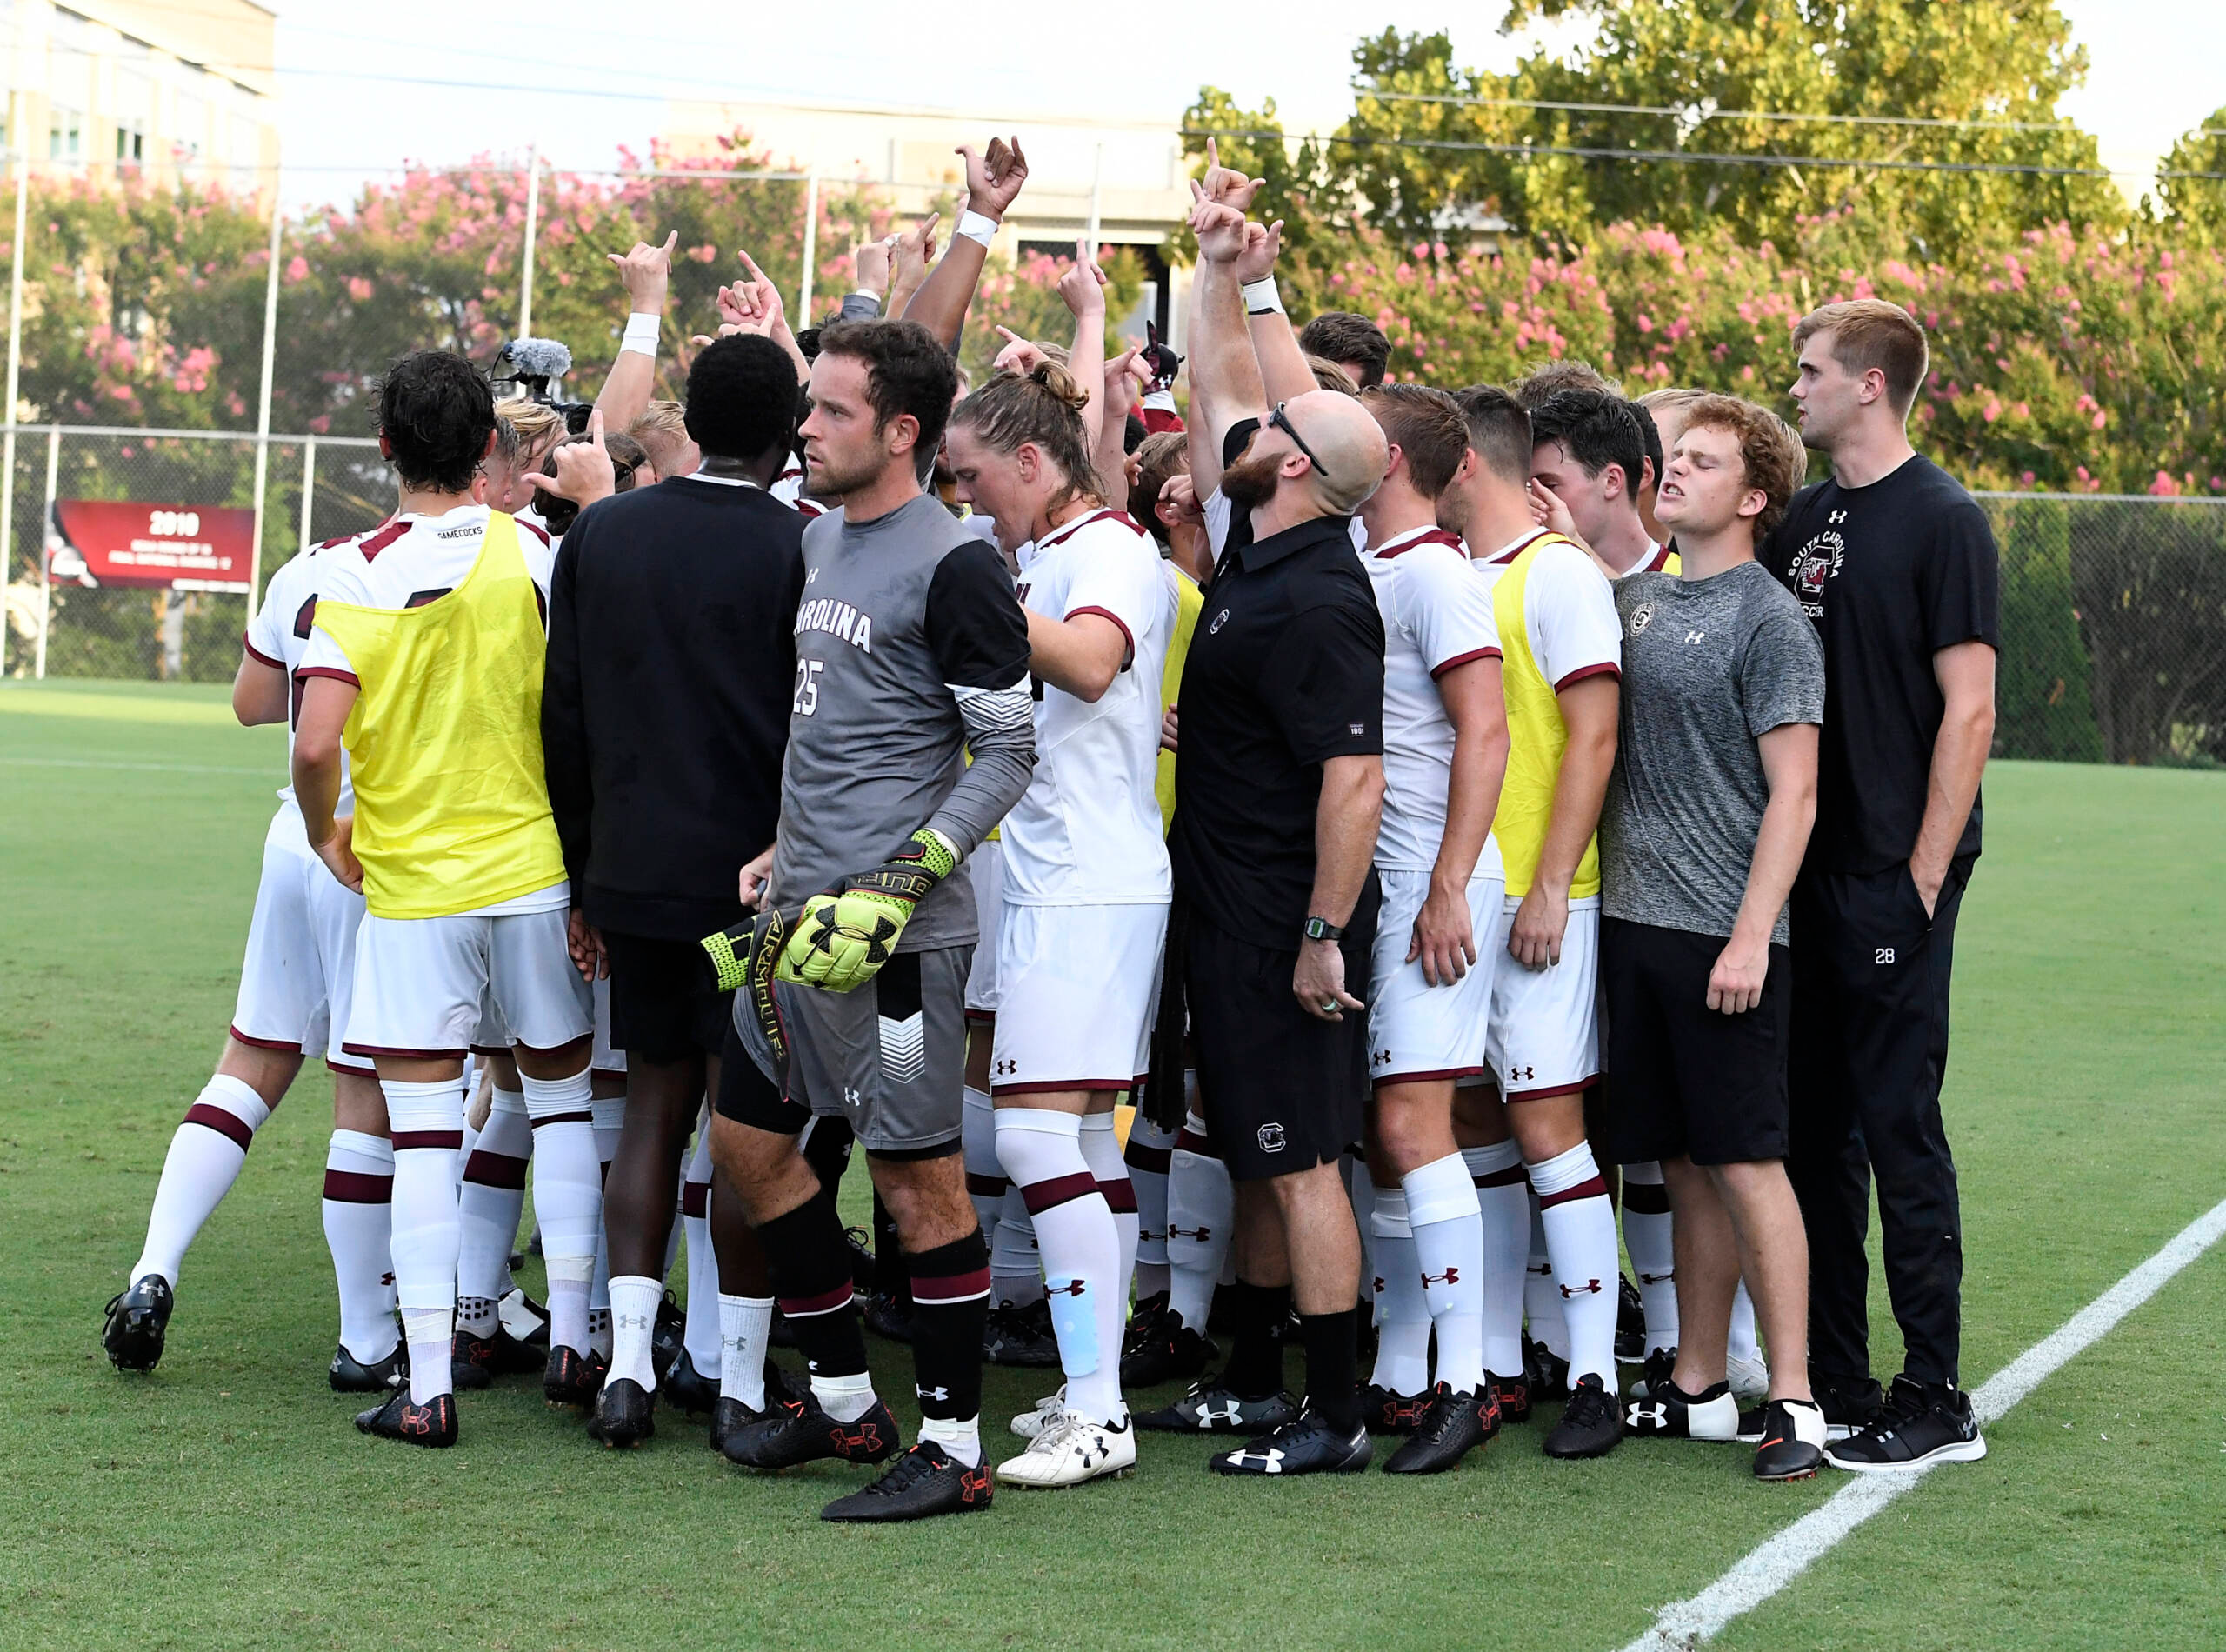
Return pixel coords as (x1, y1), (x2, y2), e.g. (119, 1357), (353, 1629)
(1367, 868), (1507, 1088)
(470, 988), (510, 1056)
(1481, 894), (1601, 1100)
(964, 836), (1005, 1023)
(990, 901), (1168, 1096)
(231, 806), (372, 1076)
(344, 888), (591, 1059)
(591, 976), (626, 1076)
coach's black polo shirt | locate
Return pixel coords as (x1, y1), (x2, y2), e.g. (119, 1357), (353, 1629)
(1168, 510), (1385, 943)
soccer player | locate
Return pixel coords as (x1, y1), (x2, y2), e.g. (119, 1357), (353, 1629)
(1296, 311), (1390, 390)
(540, 336), (810, 1449)
(945, 355), (1176, 1488)
(101, 530), (397, 1391)
(1598, 396), (1829, 1482)
(1529, 389), (1672, 578)
(1769, 300), (1998, 1472)
(710, 317), (1035, 1523)
(1436, 383), (1628, 1459)
(1350, 383), (1511, 1474)
(292, 349), (599, 1449)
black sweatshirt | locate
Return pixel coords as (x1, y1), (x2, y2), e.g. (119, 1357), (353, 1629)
(543, 475), (806, 940)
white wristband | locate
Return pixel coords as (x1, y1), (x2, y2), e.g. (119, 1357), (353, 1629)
(956, 210), (1000, 250)
(620, 312), (660, 357)
(1241, 277), (1284, 316)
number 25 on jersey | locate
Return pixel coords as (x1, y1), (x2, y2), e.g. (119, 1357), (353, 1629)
(792, 658), (824, 717)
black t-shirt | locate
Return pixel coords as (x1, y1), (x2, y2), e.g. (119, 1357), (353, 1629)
(1168, 511), (1385, 941)
(543, 476), (806, 939)
(1765, 455), (1999, 876)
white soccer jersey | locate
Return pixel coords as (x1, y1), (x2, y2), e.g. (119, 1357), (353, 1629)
(1474, 528), (1623, 692)
(1367, 524), (1503, 876)
(244, 534), (380, 815)
(1003, 508), (1176, 905)
(770, 465), (825, 520)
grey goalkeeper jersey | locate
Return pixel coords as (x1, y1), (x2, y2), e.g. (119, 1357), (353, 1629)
(769, 491), (1036, 951)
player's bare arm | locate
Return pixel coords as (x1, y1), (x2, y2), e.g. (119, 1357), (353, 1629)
(592, 230), (676, 433)
(1058, 243), (1110, 451)
(1023, 608), (1128, 704)
(1236, 217), (1312, 407)
(231, 652), (287, 727)
(1510, 673), (1617, 969)
(901, 136), (1028, 349)
(1183, 199), (1267, 499)
(1294, 753), (1385, 1021)
(1910, 639), (1996, 915)
(291, 674), (362, 894)
(1709, 722), (1820, 1015)
(1411, 655), (1510, 986)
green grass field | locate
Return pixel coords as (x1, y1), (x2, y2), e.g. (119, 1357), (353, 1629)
(3, 678), (2222, 1652)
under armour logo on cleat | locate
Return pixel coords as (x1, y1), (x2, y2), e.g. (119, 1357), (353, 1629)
(1628, 1402), (1669, 1429)
(1225, 1447), (1286, 1472)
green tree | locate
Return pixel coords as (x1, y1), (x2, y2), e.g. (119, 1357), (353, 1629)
(2156, 106), (2226, 247)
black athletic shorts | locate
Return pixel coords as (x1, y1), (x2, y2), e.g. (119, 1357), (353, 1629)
(1184, 879), (1379, 1183)
(604, 930), (734, 1063)
(1601, 916), (1791, 1167)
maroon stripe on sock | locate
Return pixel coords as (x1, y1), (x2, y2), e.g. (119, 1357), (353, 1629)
(1471, 1163), (1527, 1189)
(391, 1129), (464, 1151)
(1020, 1171), (1101, 1216)
(529, 1110), (594, 1129)
(1097, 1177), (1139, 1215)
(778, 1282), (854, 1318)
(1536, 1174), (1609, 1210)
(463, 1150), (528, 1189)
(183, 1103), (256, 1150)
(965, 1171), (1009, 1198)
(681, 1181), (710, 1217)
(1623, 1179), (1671, 1215)
(910, 1265), (992, 1306)
(1123, 1142), (1172, 1174)
(323, 1169), (393, 1203)
(1175, 1129), (1215, 1156)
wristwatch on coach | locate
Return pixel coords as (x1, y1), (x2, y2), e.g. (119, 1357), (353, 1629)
(1303, 916), (1345, 943)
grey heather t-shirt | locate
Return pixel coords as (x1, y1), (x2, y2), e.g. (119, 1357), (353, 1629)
(769, 491), (1035, 951)
(1602, 557), (1825, 944)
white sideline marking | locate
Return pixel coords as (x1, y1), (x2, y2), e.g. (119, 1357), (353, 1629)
(0, 756), (269, 776)
(1617, 1195), (2226, 1652)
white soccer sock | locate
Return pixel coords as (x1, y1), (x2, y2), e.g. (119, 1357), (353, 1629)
(1348, 1156), (1380, 1325)
(719, 1293), (774, 1409)
(323, 1129), (398, 1364)
(457, 1083), (529, 1330)
(1079, 1111), (1137, 1404)
(1529, 1142), (1618, 1388)
(962, 1086), (1007, 1244)
(1729, 1278), (1763, 1367)
(1622, 1159), (1679, 1356)
(1464, 1141), (1530, 1379)
(996, 1108), (1123, 1424)
(1405, 1152), (1485, 1396)
(681, 1123), (721, 1375)
(383, 1077), (465, 1404)
(131, 1074), (271, 1285)
(990, 1184), (1043, 1308)
(1523, 1188), (1570, 1361)
(1125, 1108), (1178, 1302)
(588, 1096), (623, 1357)
(1165, 1110), (1231, 1334)
(607, 1273), (662, 1389)
(523, 1069), (601, 1354)
(920, 1412), (982, 1469)
(810, 1368), (877, 1423)
(1369, 1189), (1430, 1396)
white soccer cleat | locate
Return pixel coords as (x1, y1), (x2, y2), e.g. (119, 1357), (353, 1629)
(1010, 1385), (1069, 1440)
(1727, 1354), (1770, 1404)
(995, 1409), (1136, 1488)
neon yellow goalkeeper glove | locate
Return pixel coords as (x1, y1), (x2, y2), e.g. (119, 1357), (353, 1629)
(777, 829), (957, 993)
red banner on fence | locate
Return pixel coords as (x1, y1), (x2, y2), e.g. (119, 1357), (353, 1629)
(48, 501), (257, 592)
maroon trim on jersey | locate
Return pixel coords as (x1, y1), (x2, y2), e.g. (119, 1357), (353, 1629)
(1536, 1171), (1610, 1209)
(1554, 662), (1620, 692)
(1430, 645), (1503, 679)
(462, 1149), (528, 1190)
(357, 519), (408, 560)
(965, 1171), (1010, 1199)
(1018, 1171), (1102, 1215)
(1096, 1177), (1139, 1215)
(390, 1129), (465, 1151)
(1505, 1075), (1597, 1104)
(680, 1180), (710, 1218)
(1123, 1141), (1173, 1175)
(516, 516), (551, 546)
(240, 632), (283, 669)
(1470, 1161), (1528, 1189)
(323, 1168), (393, 1203)
(527, 1109), (594, 1130)
(293, 666), (359, 688)
(1064, 605), (1136, 669)
(1036, 507), (1143, 551)
(1372, 1064), (1487, 1090)
(183, 1102), (257, 1149)
(963, 1008), (996, 1026)
(1482, 528), (1557, 567)
(1371, 527), (1465, 560)
(228, 1023), (302, 1053)
(993, 1077), (1134, 1097)
(910, 1265), (992, 1305)
(292, 595), (319, 640)
(1641, 543), (1674, 574)
(778, 1282), (855, 1318)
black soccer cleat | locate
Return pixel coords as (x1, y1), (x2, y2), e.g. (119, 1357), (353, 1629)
(663, 1349), (717, 1417)
(355, 1389), (457, 1448)
(1383, 1383), (1498, 1475)
(821, 1441), (994, 1522)
(543, 1344), (608, 1409)
(650, 1292), (687, 1384)
(1825, 1375), (1986, 1473)
(1490, 1371), (1531, 1426)
(1523, 1334), (1571, 1404)
(1626, 1343), (1678, 1401)
(1625, 1376), (1740, 1441)
(330, 1340), (408, 1394)
(450, 1329), (498, 1391)
(1120, 1312), (1218, 1389)
(588, 1376), (656, 1449)
(102, 1275), (174, 1373)
(983, 1300), (1061, 1367)
(723, 1390), (902, 1472)
(1209, 1407), (1373, 1476)
(863, 1290), (915, 1344)
(1752, 1397), (1828, 1482)
(1616, 1273), (1646, 1363)
(1123, 1291), (1173, 1355)
(1543, 1373), (1625, 1459)
(494, 1288), (551, 1371)
(1357, 1382), (1431, 1436)
(710, 1361), (806, 1454)
(1136, 1382), (1300, 1434)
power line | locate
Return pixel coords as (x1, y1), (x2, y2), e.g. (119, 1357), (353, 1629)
(1352, 88), (2078, 135)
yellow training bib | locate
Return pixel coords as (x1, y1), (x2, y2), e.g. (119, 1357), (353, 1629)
(311, 512), (566, 919)
(1155, 566), (1203, 835)
(1490, 532), (1601, 901)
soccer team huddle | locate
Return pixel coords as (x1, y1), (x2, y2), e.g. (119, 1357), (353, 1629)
(101, 137), (2003, 1521)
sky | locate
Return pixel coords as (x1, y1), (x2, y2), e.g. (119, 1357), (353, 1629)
(270, 0), (2223, 210)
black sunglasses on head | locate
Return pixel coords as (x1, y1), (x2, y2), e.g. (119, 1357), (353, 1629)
(1270, 401), (1333, 488)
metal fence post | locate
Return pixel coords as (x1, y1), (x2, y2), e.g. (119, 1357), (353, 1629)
(1, 157), (26, 677)
(34, 424), (55, 678)
(519, 143), (541, 338)
(247, 197), (283, 626)
(797, 172), (818, 330)
(297, 436), (317, 550)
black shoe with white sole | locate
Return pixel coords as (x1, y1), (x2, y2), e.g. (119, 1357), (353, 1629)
(330, 1341), (408, 1394)
(1752, 1397), (1827, 1482)
(1825, 1375), (1986, 1472)
(1208, 1407), (1372, 1476)
(1136, 1383), (1300, 1434)
(1543, 1373), (1624, 1459)
(1624, 1376), (1739, 1441)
